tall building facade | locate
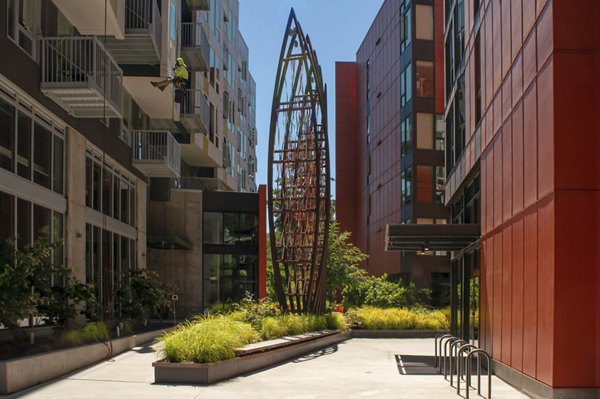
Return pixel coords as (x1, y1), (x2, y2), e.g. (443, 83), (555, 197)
(0, 0), (261, 322)
(336, 0), (449, 297)
(446, 0), (600, 395)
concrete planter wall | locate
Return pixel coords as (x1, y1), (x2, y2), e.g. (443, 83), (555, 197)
(350, 329), (446, 339)
(0, 328), (168, 395)
(154, 331), (351, 385)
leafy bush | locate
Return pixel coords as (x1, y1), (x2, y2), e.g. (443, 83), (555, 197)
(259, 314), (328, 340)
(160, 315), (258, 363)
(61, 321), (109, 347)
(325, 312), (347, 331)
(343, 274), (431, 309)
(231, 294), (280, 330)
(117, 270), (172, 326)
(347, 307), (449, 330)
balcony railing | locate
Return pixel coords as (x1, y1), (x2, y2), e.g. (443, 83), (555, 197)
(181, 22), (209, 71)
(132, 130), (181, 178)
(104, 0), (161, 64)
(41, 37), (123, 118)
(180, 89), (210, 134)
(174, 177), (229, 191)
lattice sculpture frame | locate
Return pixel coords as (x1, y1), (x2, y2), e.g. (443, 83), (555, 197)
(268, 9), (330, 314)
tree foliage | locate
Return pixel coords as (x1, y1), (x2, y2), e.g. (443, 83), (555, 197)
(325, 221), (368, 304)
(0, 235), (94, 331)
(116, 269), (172, 325)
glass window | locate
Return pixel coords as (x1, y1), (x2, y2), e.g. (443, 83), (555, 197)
(0, 192), (14, 243)
(400, 3), (412, 52)
(0, 97), (15, 172)
(120, 179), (129, 224)
(401, 114), (412, 157)
(401, 167), (412, 206)
(102, 167), (113, 216)
(416, 61), (434, 98)
(435, 166), (446, 203)
(33, 203), (51, 241)
(223, 213), (236, 244)
(401, 64), (412, 106)
(415, 5), (433, 40)
(17, 198), (31, 249)
(17, 111), (31, 179)
(129, 185), (136, 227)
(203, 212), (223, 244)
(416, 113), (433, 150)
(113, 173), (120, 220)
(435, 115), (445, 151)
(33, 122), (51, 189)
(53, 135), (64, 194)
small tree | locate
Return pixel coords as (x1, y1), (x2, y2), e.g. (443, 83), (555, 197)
(326, 221), (368, 306)
(117, 269), (172, 326)
(0, 235), (93, 332)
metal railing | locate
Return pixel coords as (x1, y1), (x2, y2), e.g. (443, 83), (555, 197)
(125, 0), (161, 48)
(41, 36), (123, 113)
(132, 130), (181, 177)
(180, 89), (210, 130)
(434, 332), (492, 398)
(181, 22), (209, 60)
(174, 177), (229, 191)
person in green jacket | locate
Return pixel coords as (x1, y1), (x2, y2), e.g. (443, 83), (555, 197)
(151, 57), (189, 91)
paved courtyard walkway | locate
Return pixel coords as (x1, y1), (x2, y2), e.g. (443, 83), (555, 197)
(7, 338), (528, 399)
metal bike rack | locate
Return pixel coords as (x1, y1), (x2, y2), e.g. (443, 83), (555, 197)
(438, 334), (457, 373)
(434, 332), (453, 368)
(456, 344), (478, 394)
(465, 349), (492, 399)
(443, 337), (461, 379)
(449, 339), (469, 386)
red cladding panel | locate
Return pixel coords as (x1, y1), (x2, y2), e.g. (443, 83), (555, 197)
(511, 215), (524, 371)
(501, 226), (512, 364)
(502, 119), (512, 223)
(512, 54), (523, 106)
(522, 208), (538, 378)
(553, 191), (598, 386)
(536, 5), (553, 70)
(512, 102), (524, 215)
(492, 231), (503, 359)
(511, 0), (523, 59)
(536, 196), (554, 385)
(501, 0), (512, 78)
(522, 83), (537, 208)
(536, 61), (554, 199)
(554, 51), (598, 190)
(335, 62), (360, 248)
(523, 32), (537, 91)
(493, 135), (503, 229)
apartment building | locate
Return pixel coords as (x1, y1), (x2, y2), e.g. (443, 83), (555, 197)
(0, 0), (262, 322)
(336, 0), (449, 302)
(445, 0), (600, 396)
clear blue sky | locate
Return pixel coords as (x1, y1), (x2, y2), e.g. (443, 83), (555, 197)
(238, 0), (384, 193)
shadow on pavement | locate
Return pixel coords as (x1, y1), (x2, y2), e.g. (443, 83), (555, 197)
(395, 354), (439, 375)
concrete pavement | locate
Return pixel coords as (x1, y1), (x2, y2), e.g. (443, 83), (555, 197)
(6, 338), (529, 399)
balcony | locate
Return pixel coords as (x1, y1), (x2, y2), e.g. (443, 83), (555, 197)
(104, 0), (162, 65)
(180, 133), (221, 168)
(41, 37), (123, 118)
(181, 23), (210, 71)
(180, 89), (209, 134)
(176, 177), (229, 191)
(184, 0), (210, 10)
(52, 0), (126, 39)
(132, 130), (181, 178)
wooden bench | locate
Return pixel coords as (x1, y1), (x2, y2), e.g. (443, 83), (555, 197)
(235, 330), (339, 357)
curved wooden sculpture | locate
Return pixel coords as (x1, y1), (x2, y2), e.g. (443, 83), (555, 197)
(268, 9), (330, 314)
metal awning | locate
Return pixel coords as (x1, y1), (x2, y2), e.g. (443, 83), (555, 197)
(147, 235), (193, 250)
(385, 224), (480, 253)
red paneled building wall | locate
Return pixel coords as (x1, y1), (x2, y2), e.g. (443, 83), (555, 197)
(336, 0), (449, 293)
(446, 0), (600, 390)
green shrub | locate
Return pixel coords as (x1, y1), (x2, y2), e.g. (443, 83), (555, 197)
(80, 321), (109, 342)
(343, 275), (431, 309)
(62, 329), (82, 346)
(260, 317), (289, 340)
(325, 312), (347, 331)
(349, 307), (449, 330)
(160, 315), (258, 363)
